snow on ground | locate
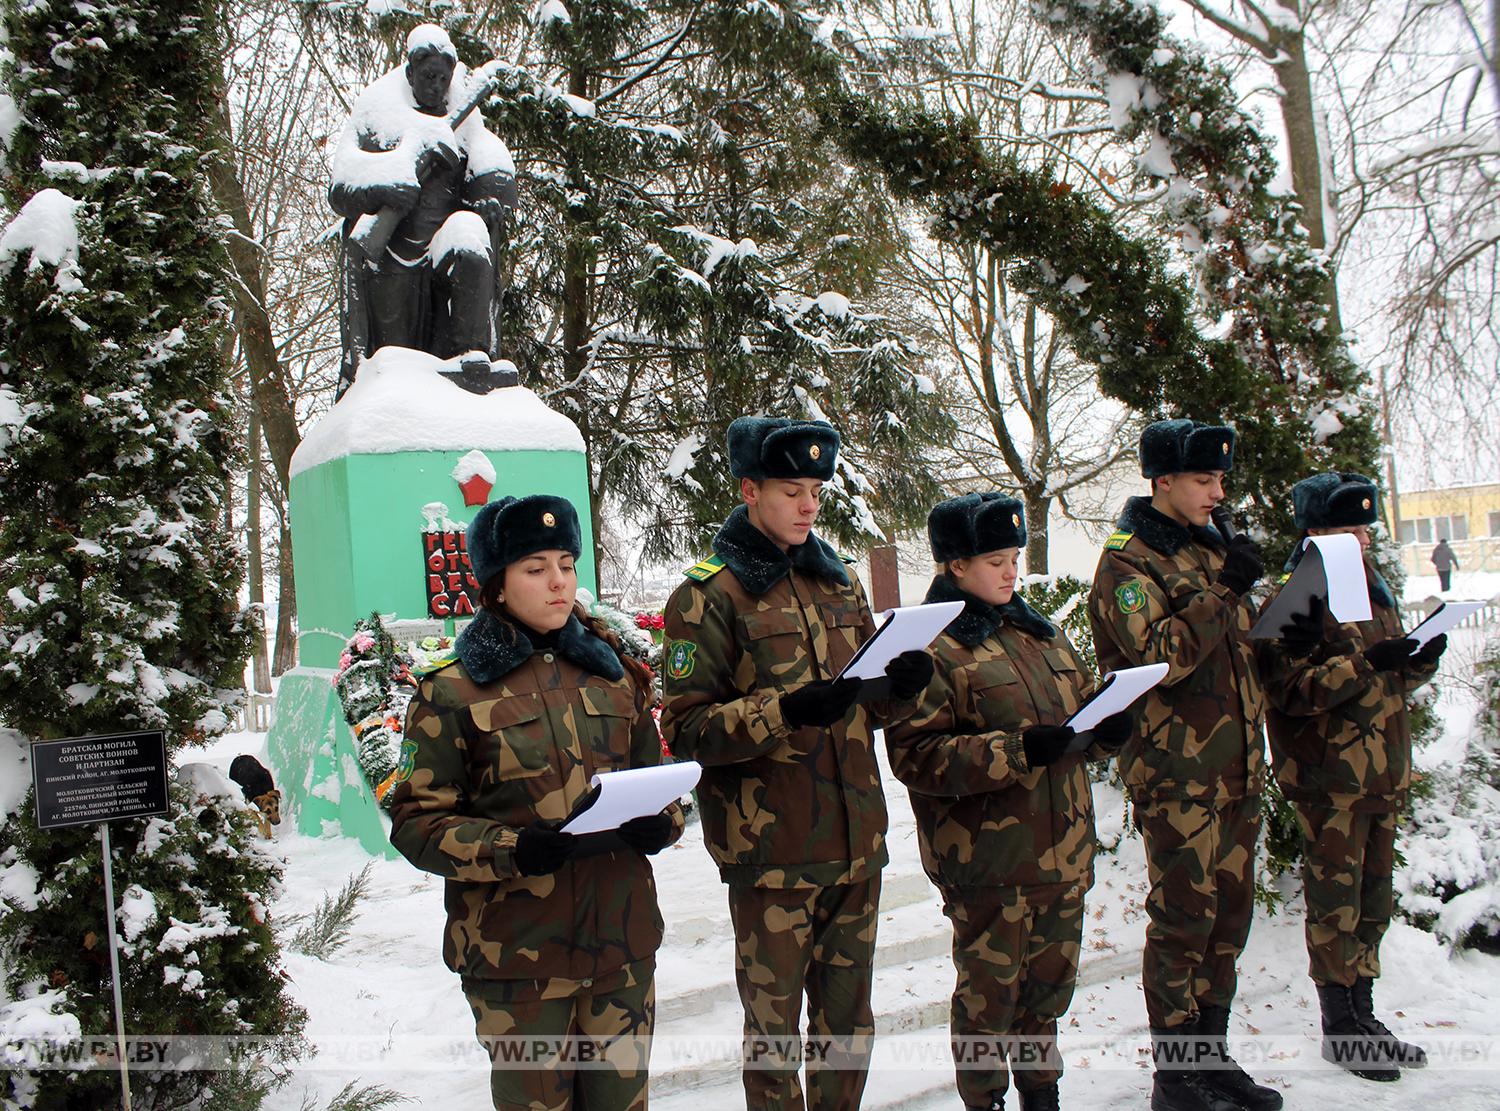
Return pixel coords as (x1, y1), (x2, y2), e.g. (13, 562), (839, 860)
(185, 644), (1500, 1111)
(1402, 570), (1500, 603)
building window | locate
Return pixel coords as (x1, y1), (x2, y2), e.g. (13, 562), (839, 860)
(1399, 520), (1417, 544)
(1450, 515), (1468, 541)
(1489, 510), (1500, 537)
(1416, 517), (1432, 543)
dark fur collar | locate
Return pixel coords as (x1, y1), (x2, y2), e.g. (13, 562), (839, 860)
(924, 573), (1055, 648)
(712, 504), (849, 595)
(455, 608), (624, 685)
(1283, 545), (1397, 611)
(1117, 495), (1225, 556)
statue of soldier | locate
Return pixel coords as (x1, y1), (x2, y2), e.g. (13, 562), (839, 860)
(329, 24), (517, 396)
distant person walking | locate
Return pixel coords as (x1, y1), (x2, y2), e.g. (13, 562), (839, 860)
(1430, 538), (1459, 591)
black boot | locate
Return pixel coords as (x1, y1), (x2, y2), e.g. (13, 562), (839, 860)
(1150, 1026), (1238, 1111)
(1195, 1004), (1284, 1110)
(1018, 1085), (1059, 1111)
(1316, 981), (1399, 1082)
(964, 1094), (1004, 1111)
(1351, 975), (1427, 1068)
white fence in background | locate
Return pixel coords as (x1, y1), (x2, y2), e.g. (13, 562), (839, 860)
(231, 692), (277, 734)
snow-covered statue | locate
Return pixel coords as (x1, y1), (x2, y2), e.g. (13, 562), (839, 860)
(330, 24), (517, 398)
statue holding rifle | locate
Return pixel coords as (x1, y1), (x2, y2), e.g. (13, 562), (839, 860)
(329, 24), (517, 397)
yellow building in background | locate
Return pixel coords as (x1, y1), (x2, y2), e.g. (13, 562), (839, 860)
(1390, 482), (1500, 578)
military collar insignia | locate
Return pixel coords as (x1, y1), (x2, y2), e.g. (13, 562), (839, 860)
(454, 609), (624, 684)
(924, 573), (1055, 647)
(711, 504), (850, 595)
(1115, 496), (1224, 556)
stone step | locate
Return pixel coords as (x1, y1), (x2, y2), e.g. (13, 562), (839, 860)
(650, 928), (1143, 1107)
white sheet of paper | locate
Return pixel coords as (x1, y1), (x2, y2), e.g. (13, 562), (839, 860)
(1065, 662), (1169, 735)
(837, 601), (965, 681)
(1406, 601), (1485, 650)
(560, 760), (702, 835)
(1250, 533), (1372, 638)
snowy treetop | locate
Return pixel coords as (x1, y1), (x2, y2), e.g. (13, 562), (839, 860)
(291, 347), (585, 476)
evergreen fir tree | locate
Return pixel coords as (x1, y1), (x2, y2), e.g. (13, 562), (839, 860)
(0, 1), (306, 1105)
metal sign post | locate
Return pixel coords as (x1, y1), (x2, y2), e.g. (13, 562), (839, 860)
(31, 729), (168, 1111)
(98, 821), (132, 1111)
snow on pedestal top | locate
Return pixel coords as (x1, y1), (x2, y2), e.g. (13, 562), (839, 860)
(290, 347), (585, 477)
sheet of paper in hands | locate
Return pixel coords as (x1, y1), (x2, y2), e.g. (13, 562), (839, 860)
(1250, 532), (1372, 639)
(560, 760), (702, 836)
(1405, 601), (1486, 650)
(836, 601), (965, 682)
(1063, 663), (1169, 749)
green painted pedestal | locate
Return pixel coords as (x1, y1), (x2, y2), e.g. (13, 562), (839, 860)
(268, 358), (593, 853)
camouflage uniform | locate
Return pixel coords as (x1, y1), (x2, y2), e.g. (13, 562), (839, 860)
(886, 575), (1101, 1107)
(1088, 496), (1266, 1032)
(660, 505), (901, 1111)
(1257, 557), (1438, 987)
(389, 608), (682, 1110)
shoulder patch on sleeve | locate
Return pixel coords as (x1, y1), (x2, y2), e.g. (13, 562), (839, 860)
(684, 554), (726, 582)
(1278, 572), (1292, 584)
(1104, 530), (1133, 552)
(413, 651), (458, 677)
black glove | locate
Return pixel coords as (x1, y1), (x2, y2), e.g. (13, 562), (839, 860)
(1088, 711), (1133, 753)
(1278, 595), (1325, 657)
(1413, 633), (1448, 667)
(884, 650), (935, 700)
(617, 812), (673, 855)
(514, 824), (576, 876)
(1021, 724), (1076, 769)
(1216, 535), (1264, 596)
(1363, 637), (1418, 672)
(780, 677), (863, 729)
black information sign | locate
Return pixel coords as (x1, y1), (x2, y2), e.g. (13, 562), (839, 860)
(32, 730), (169, 830)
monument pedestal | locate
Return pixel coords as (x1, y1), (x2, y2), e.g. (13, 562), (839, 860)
(270, 348), (593, 852)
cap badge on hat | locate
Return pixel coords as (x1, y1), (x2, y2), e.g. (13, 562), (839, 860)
(1362, 498), (1371, 509)
(542, 511), (556, 528)
(1221, 441), (1229, 455)
(1012, 513), (1021, 526)
(809, 444), (821, 460)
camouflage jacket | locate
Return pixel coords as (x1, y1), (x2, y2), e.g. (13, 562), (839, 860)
(660, 505), (900, 888)
(388, 607), (682, 988)
(1257, 557), (1438, 812)
(885, 576), (1101, 900)
(1087, 496), (1266, 803)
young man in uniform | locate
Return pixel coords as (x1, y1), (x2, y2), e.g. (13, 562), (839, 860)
(1088, 419), (1281, 1111)
(660, 416), (934, 1111)
(1259, 473), (1444, 1082)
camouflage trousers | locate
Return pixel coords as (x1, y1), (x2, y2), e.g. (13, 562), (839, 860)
(1293, 804), (1395, 986)
(462, 959), (655, 1111)
(943, 887), (1085, 1106)
(1136, 795), (1261, 1030)
(726, 876), (880, 1111)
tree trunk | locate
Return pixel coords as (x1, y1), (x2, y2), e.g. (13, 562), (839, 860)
(247, 405), (272, 694)
(1271, 27), (1343, 336)
(1024, 489), (1051, 576)
(272, 512), (297, 675)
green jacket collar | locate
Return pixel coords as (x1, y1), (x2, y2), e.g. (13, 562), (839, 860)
(712, 504), (849, 595)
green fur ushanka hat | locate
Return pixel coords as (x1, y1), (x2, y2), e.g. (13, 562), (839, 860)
(467, 494), (582, 589)
(928, 492), (1027, 562)
(1293, 472), (1380, 531)
(1139, 418), (1236, 478)
(727, 417), (840, 481)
